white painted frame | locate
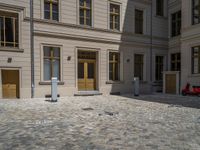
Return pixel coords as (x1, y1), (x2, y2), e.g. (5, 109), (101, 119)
(163, 71), (180, 94)
(40, 44), (63, 82)
(75, 47), (101, 91)
(76, 0), (94, 27)
(133, 52), (147, 82)
(0, 8), (22, 49)
(134, 5), (147, 35)
(41, 0), (62, 22)
(107, 0), (122, 31)
(0, 67), (22, 99)
(106, 49), (124, 82)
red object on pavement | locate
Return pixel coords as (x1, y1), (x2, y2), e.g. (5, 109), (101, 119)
(182, 83), (200, 96)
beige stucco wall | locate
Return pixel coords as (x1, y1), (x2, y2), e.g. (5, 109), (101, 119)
(0, 0), (169, 98)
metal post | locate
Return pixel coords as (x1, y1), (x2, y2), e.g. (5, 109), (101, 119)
(134, 77), (140, 96)
(51, 77), (58, 102)
(30, 0), (35, 98)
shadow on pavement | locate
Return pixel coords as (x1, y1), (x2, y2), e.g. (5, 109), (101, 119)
(120, 94), (200, 109)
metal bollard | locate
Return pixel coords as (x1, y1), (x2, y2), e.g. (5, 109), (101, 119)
(51, 77), (58, 102)
(134, 77), (140, 96)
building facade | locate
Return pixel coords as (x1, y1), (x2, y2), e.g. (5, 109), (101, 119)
(0, 0), (199, 98)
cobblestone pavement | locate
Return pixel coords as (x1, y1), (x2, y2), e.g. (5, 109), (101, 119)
(0, 94), (200, 150)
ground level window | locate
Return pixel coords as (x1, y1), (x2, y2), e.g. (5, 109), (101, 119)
(43, 46), (60, 81)
(192, 46), (200, 74)
(0, 11), (19, 48)
(156, 56), (164, 81)
(134, 54), (144, 80)
(171, 53), (181, 71)
(109, 52), (120, 81)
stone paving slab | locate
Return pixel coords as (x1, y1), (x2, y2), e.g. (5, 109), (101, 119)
(0, 94), (200, 150)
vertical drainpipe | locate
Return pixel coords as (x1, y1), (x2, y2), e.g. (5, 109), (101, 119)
(30, 0), (35, 98)
(150, 0), (153, 92)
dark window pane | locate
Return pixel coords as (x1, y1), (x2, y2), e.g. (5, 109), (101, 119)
(109, 52), (120, 81)
(80, 17), (84, 25)
(192, 46), (200, 74)
(80, 0), (84, 6)
(192, 0), (200, 25)
(78, 63), (84, 78)
(134, 54), (144, 80)
(44, 59), (51, 81)
(171, 11), (181, 37)
(135, 9), (143, 34)
(5, 18), (14, 44)
(43, 46), (61, 81)
(156, 0), (164, 16)
(115, 63), (119, 80)
(44, 46), (51, 57)
(53, 47), (60, 57)
(0, 17), (4, 44)
(88, 63), (94, 79)
(44, 0), (59, 21)
(53, 59), (60, 80)
(44, 11), (50, 19)
(109, 63), (113, 80)
(110, 3), (120, 30)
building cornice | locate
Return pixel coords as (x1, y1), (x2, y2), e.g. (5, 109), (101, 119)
(24, 17), (168, 42)
(0, 2), (25, 11)
(34, 30), (168, 49)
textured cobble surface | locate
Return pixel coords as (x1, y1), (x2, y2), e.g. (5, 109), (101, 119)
(0, 94), (200, 150)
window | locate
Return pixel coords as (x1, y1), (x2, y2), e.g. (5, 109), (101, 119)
(0, 11), (18, 48)
(156, 0), (164, 16)
(43, 46), (60, 81)
(171, 11), (181, 37)
(134, 54), (144, 80)
(44, 0), (59, 21)
(110, 3), (120, 30)
(171, 53), (181, 71)
(192, 46), (200, 74)
(155, 56), (164, 81)
(135, 9), (143, 34)
(192, 0), (200, 25)
(109, 52), (120, 81)
(79, 0), (92, 26)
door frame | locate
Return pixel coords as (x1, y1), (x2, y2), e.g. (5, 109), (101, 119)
(0, 67), (21, 99)
(78, 59), (96, 91)
(75, 47), (100, 92)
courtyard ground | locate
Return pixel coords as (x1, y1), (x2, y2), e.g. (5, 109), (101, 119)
(0, 94), (200, 150)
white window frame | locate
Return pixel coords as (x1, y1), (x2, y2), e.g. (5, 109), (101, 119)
(76, 0), (94, 27)
(107, 0), (122, 31)
(133, 6), (147, 35)
(0, 9), (22, 49)
(41, 0), (61, 21)
(133, 53), (146, 81)
(40, 44), (63, 82)
(107, 49), (123, 82)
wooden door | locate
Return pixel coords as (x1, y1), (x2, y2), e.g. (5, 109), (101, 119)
(165, 74), (176, 94)
(2, 70), (20, 99)
(78, 60), (96, 91)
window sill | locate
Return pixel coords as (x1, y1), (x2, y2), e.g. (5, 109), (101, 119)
(0, 47), (24, 53)
(39, 81), (65, 85)
(139, 81), (148, 84)
(43, 19), (59, 23)
(106, 81), (124, 84)
(189, 74), (200, 78)
(170, 35), (181, 40)
(155, 15), (168, 20)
